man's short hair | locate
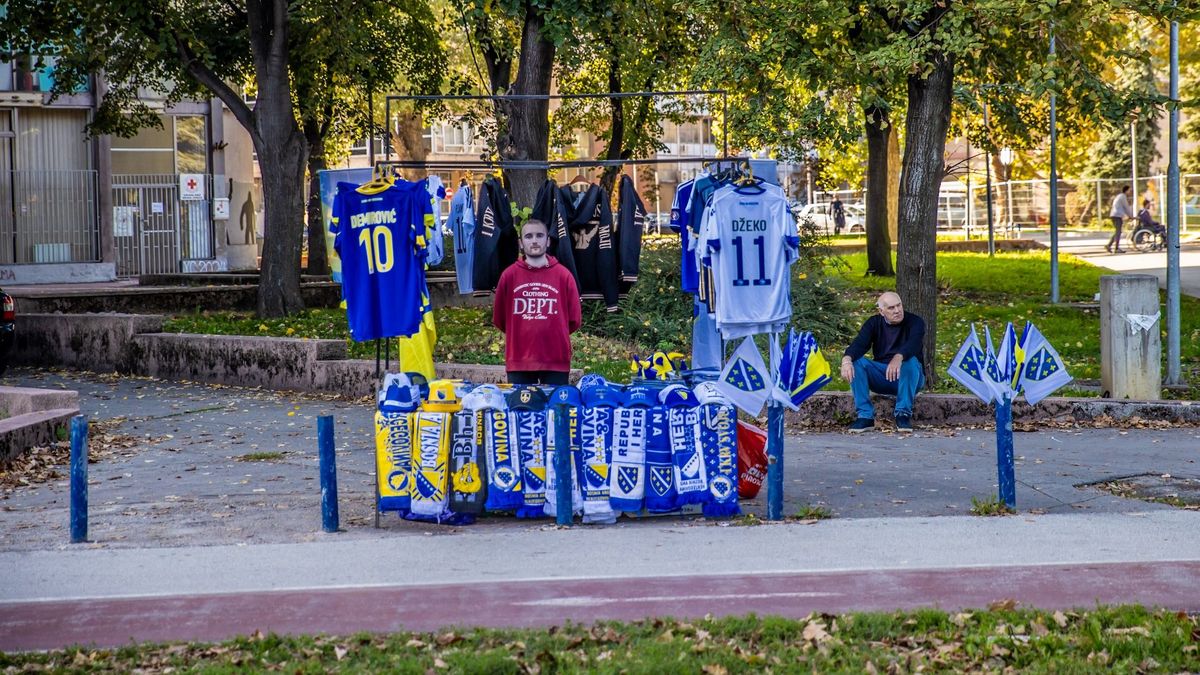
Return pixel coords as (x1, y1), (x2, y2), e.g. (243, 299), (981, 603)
(521, 218), (548, 234)
(1121, 185), (1131, 193)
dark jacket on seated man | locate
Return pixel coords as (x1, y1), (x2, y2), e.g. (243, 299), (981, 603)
(845, 313), (926, 368)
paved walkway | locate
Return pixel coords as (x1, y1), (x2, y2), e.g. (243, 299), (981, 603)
(1, 367), (1198, 650)
(1028, 229), (1200, 298)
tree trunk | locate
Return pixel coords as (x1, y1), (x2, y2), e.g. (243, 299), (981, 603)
(304, 148), (329, 276)
(864, 105), (894, 277)
(255, 129), (309, 316)
(243, 0), (308, 317)
(887, 124), (901, 242)
(896, 52), (954, 382)
(497, 3), (555, 210)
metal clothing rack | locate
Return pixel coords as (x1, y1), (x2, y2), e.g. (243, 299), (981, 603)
(384, 89), (731, 164)
(371, 88), (790, 522)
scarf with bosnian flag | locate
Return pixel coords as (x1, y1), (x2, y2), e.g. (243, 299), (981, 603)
(544, 406), (583, 518)
(670, 406), (708, 506)
(484, 410), (523, 511)
(579, 406), (616, 524)
(608, 407), (648, 512)
(408, 412), (452, 521)
(700, 404), (739, 517)
(514, 410), (549, 519)
(375, 411), (412, 514)
(644, 405), (677, 513)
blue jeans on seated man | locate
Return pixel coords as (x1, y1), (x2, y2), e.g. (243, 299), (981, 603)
(850, 356), (925, 420)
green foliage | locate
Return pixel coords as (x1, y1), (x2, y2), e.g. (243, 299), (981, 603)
(791, 504), (834, 520)
(5, 608), (1199, 672)
(971, 495), (1016, 516)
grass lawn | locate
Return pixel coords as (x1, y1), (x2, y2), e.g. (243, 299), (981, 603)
(4, 607), (1197, 672)
(163, 244), (1199, 397)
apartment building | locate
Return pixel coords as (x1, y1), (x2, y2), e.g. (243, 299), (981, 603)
(0, 56), (256, 284)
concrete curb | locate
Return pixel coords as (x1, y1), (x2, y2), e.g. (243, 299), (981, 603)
(789, 390), (1200, 428)
(0, 408), (79, 463)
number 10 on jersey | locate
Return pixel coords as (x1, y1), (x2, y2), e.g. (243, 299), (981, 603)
(357, 225), (394, 274)
(730, 235), (771, 287)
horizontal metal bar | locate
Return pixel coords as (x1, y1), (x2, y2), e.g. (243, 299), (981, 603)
(377, 156), (749, 170)
(386, 90), (726, 103)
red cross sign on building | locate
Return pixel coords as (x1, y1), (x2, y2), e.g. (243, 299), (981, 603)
(179, 173), (206, 201)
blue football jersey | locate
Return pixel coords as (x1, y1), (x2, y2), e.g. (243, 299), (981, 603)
(670, 180), (699, 294)
(700, 183), (798, 339)
(331, 180), (431, 341)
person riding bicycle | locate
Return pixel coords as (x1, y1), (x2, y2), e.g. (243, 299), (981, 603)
(1136, 199), (1166, 251)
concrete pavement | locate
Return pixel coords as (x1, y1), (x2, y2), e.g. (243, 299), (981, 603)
(1028, 228), (1200, 297)
(1, 367), (1198, 650)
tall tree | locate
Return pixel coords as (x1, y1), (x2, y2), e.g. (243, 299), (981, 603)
(292, 0), (444, 276)
(551, 0), (700, 194)
(4, 0), (436, 316)
(462, 0), (577, 208)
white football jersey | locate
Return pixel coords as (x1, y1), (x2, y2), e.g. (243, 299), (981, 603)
(700, 182), (797, 338)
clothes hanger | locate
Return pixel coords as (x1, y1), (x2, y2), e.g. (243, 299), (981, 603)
(358, 163), (394, 192)
(569, 173), (590, 192)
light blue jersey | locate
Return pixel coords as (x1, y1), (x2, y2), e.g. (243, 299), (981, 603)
(700, 182), (798, 339)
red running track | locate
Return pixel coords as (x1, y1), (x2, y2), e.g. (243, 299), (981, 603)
(3, 561), (1199, 651)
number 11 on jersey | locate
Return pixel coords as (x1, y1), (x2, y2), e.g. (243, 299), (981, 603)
(730, 235), (771, 287)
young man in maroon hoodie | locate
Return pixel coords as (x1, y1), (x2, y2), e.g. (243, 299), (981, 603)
(492, 218), (582, 385)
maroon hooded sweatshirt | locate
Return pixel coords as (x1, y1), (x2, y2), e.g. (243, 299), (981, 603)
(492, 255), (582, 372)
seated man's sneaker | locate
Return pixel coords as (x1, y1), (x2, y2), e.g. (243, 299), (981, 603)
(895, 414), (913, 432)
(848, 418), (875, 433)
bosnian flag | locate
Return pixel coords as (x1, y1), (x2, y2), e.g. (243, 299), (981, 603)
(717, 336), (771, 416)
(948, 324), (996, 404)
(1016, 323), (1072, 405)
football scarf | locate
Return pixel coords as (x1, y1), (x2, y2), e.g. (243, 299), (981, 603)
(448, 411), (487, 517)
(545, 406), (583, 518)
(513, 410), (550, 519)
(578, 407), (616, 524)
(700, 404), (740, 517)
(608, 407), (648, 512)
(483, 410), (524, 511)
(644, 406), (677, 513)
(670, 407), (708, 506)
(374, 411), (412, 514)
(408, 412), (452, 520)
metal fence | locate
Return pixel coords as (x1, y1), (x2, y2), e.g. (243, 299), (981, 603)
(0, 170), (100, 264)
(817, 173), (1200, 235)
(112, 174), (215, 277)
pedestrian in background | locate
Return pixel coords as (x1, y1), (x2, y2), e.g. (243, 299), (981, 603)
(831, 197), (846, 236)
(1107, 185), (1134, 254)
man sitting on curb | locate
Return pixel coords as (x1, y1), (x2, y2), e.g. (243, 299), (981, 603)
(840, 291), (926, 433)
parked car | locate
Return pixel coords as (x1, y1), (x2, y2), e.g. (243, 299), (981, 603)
(0, 289), (13, 376)
(792, 202), (865, 235)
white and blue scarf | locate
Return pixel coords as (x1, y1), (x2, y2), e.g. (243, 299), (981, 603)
(374, 411), (412, 514)
(644, 406), (677, 513)
(579, 407), (616, 524)
(408, 412), (452, 521)
(484, 410), (524, 511)
(608, 407), (648, 512)
(514, 410), (550, 519)
(700, 404), (740, 517)
(670, 407), (708, 506)
(544, 406), (583, 518)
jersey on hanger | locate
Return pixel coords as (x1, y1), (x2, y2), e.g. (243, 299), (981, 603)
(331, 180), (431, 341)
(700, 182), (798, 338)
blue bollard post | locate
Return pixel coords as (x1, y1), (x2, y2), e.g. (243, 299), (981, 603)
(553, 403), (573, 526)
(318, 415), (339, 533)
(766, 401), (784, 520)
(69, 415), (88, 543)
(995, 395), (1016, 508)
